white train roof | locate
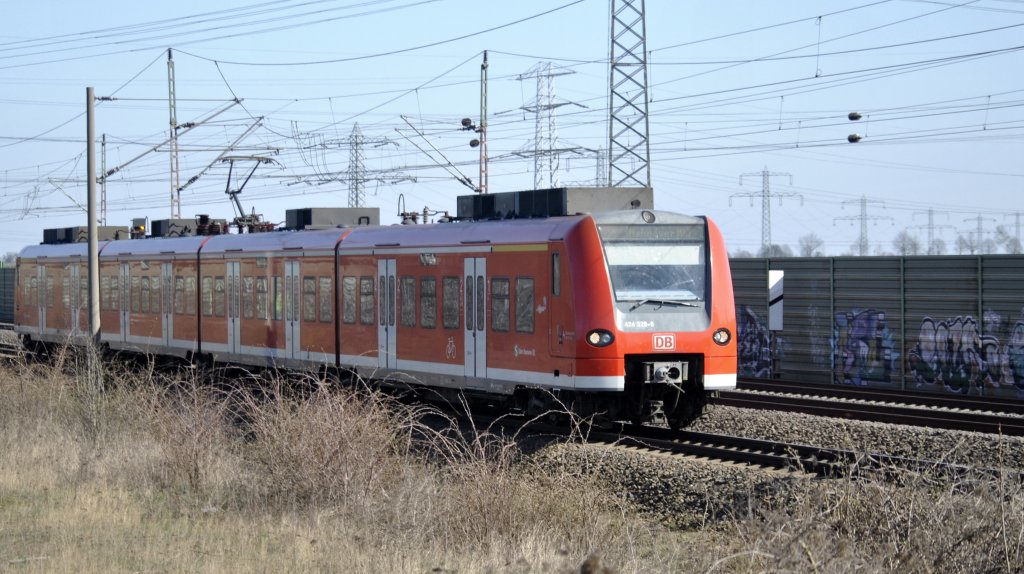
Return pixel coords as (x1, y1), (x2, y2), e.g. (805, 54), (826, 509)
(19, 241), (109, 260)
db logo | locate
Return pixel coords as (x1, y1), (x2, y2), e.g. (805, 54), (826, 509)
(653, 333), (675, 351)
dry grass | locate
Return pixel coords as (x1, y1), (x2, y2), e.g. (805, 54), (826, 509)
(0, 346), (1022, 573)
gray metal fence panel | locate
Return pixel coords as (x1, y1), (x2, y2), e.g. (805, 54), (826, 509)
(731, 255), (1024, 401)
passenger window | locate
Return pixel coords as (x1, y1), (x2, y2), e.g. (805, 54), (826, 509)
(110, 276), (119, 311)
(46, 277), (53, 308)
(101, 276), (110, 311)
(442, 276), (459, 329)
(516, 277), (534, 333)
(202, 276), (213, 317)
(62, 277), (70, 308)
(476, 276), (485, 331)
(174, 276), (184, 314)
(243, 277), (255, 319)
(140, 276), (150, 313)
(342, 276), (357, 324)
(214, 276), (226, 317)
(132, 276), (142, 313)
(151, 276), (161, 314)
(79, 271), (87, 309)
(400, 276), (416, 327)
(387, 276), (396, 327)
(420, 277), (436, 329)
(359, 277), (374, 325)
(319, 277), (332, 322)
(551, 252), (560, 297)
(465, 275), (472, 330)
(255, 277), (268, 320)
(273, 277), (284, 320)
(490, 278), (509, 332)
(378, 276), (386, 326)
(185, 277), (197, 315)
(302, 276), (316, 322)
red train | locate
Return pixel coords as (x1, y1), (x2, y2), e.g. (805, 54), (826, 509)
(14, 193), (736, 428)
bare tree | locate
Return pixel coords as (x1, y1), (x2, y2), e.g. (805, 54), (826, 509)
(995, 225), (1022, 254)
(758, 244), (793, 258)
(797, 233), (824, 257)
(1, 251), (15, 266)
(892, 231), (922, 255)
(730, 248), (755, 258)
(930, 237), (947, 255)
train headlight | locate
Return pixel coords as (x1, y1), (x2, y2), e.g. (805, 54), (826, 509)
(712, 328), (732, 346)
(586, 329), (615, 347)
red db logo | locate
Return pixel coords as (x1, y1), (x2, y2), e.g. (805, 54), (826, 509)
(653, 333), (675, 351)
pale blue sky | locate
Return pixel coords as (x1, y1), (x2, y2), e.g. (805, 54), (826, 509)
(2, 0), (1022, 256)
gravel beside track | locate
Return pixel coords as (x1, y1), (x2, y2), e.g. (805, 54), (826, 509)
(530, 441), (808, 529)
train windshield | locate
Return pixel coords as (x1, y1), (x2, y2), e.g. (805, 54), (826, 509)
(598, 223), (706, 303)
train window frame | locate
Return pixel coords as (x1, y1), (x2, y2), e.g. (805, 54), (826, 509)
(214, 276), (226, 318)
(255, 277), (269, 320)
(420, 277), (436, 329)
(490, 277), (510, 332)
(342, 276), (357, 325)
(302, 276), (317, 323)
(359, 276), (374, 326)
(442, 276), (459, 330)
(319, 276), (332, 323)
(515, 277), (535, 334)
(242, 276), (255, 319)
(400, 276), (416, 327)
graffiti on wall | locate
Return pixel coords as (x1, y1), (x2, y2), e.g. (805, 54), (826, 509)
(907, 310), (1024, 395)
(832, 309), (897, 386)
(736, 305), (773, 378)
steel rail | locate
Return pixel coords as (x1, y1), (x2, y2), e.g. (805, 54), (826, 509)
(737, 378), (1024, 414)
(715, 389), (1024, 436)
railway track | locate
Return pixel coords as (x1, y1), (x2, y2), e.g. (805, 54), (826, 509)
(714, 379), (1024, 436)
(504, 419), (999, 482)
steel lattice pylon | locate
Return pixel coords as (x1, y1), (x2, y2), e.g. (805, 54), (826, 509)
(607, 0), (651, 188)
(348, 124), (366, 208)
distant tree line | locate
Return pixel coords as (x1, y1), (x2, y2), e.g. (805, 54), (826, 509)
(731, 226), (1023, 258)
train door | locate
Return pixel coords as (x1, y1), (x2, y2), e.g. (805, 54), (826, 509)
(161, 263), (173, 346)
(284, 260), (300, 360)
(119, 262), (130, 342)
(464, 257), (486, 378)
(377, 259), (397, 369)
(226, 262), (241, 355)
(69, 264), (81, 335)
(36, 265), (46, 336)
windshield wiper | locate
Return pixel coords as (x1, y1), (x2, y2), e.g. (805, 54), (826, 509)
(627, 298), (701, 311)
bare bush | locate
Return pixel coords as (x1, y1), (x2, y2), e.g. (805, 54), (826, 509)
(728, 466), (1024, 573)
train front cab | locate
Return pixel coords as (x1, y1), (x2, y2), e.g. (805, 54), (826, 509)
(567, 210), (737, 428)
